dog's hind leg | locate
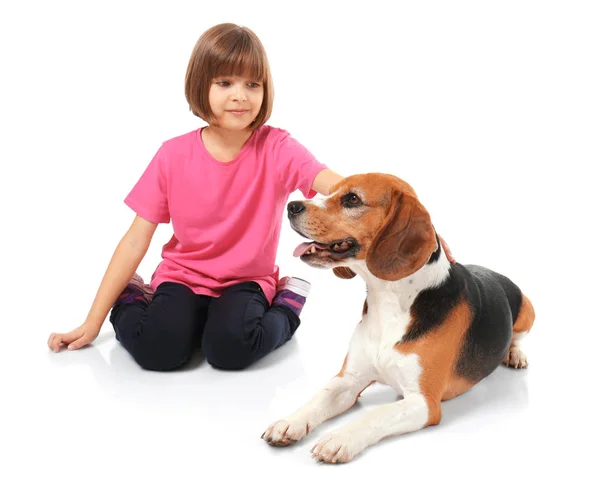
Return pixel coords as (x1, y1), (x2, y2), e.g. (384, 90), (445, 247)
(503, 293), (535, 369)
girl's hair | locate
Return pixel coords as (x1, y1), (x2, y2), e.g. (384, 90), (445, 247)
(185, 23), (274, 129)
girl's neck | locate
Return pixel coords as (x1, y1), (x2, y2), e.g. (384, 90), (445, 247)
(202, 125), (254, 162)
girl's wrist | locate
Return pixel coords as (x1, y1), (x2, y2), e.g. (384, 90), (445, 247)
(84, 315), (105, 330)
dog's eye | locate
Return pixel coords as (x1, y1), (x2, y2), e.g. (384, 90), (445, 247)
(342, 193), (362, 208)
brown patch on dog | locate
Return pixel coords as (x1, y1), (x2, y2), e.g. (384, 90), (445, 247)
(513, 294), (535, 336)
(441, 376), (476, 401)
(395, 300), (473, 425)
(333, 267), (356, 279)
(362, 299), (368, 316)
(366, 190), (437, 281)
(330, 173), (419, 201)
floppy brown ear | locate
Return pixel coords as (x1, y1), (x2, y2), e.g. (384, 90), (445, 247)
(333, 267), (356, 279)
(366, 191), (437, 281)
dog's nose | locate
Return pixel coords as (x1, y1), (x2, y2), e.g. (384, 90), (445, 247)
(287, 201), (306, 216)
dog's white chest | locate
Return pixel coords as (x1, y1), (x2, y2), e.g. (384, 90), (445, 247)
(357, 297), (422, 394)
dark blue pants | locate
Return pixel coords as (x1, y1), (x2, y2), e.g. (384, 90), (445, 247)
(109, 281), (300, 371)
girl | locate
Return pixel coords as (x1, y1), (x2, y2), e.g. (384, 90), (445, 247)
(47, 23), (341, 371)
(47, 23), (454, 371)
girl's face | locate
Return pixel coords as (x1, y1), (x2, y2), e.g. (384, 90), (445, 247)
(208, 75), (264, 131)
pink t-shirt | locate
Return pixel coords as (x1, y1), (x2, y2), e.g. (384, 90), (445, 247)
(124, 125), (327, 303)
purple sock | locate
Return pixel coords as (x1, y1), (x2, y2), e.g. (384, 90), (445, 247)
(272, 289), (307, 317)
(115, 286), (148, 305)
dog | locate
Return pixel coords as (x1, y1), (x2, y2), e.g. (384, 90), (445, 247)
(261, 173), (535, 463)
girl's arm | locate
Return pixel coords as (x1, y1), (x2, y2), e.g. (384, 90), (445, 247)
(312, 169), (344, 196)
(48, 215), (158, 352)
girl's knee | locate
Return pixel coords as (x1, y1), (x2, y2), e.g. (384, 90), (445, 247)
(129, 332), (194, 371)
(202, 336), (254, 370)
(134, 350), (192, 371)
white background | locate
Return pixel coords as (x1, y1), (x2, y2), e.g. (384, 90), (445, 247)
(2, 0), (599, 484)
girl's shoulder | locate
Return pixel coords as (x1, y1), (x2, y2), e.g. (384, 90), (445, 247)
(160, 129), (199, 152)
(258, 124), (288, 137)
(151, 129), (202, 169)
(254, 125), (300, 149)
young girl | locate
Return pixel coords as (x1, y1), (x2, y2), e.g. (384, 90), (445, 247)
(47, 23), (454, 371)
(46, 23), (342, 371)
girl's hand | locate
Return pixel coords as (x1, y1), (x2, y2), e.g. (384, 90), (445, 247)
(439, 235), (456, 264)
(47, 321), (101, 352)
(47, 215), (157, 353)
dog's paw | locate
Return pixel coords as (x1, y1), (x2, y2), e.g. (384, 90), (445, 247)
(311, 430), (364, 463)
(262, 418), (310, 447)
(503, 346), (528, 369)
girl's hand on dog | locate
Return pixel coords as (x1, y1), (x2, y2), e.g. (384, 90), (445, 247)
(47, 321), (101, 352)
(439, 235), (456, 264)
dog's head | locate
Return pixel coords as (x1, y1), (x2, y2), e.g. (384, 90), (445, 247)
(288, 173), (438, 281)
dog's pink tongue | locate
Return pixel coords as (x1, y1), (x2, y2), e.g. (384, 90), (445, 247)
(293, 242), (313, 257)
(293, 242), (329, 257)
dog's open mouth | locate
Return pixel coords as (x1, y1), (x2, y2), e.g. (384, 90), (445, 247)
(293, 238), (359, 261)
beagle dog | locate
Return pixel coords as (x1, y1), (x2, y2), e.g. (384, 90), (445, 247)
(262, 173), (535, 463)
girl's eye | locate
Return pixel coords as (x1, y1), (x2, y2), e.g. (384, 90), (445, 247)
(216, 81), (230, 87)
(248, 82), (261, 88)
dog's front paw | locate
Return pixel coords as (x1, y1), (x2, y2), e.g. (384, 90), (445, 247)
(262, 418), (310, 447)
(311, 430), (365, 463)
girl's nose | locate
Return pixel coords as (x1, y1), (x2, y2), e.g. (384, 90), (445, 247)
(232, 85), (247, 101)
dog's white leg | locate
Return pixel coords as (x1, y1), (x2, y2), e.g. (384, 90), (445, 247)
(262, 368), (374, 447)
(311, 393), (430, 463)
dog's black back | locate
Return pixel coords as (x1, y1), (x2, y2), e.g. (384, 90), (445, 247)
(456, 264), (522, 382)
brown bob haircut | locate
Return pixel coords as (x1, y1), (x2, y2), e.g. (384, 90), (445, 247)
(185, 23), (274, 129)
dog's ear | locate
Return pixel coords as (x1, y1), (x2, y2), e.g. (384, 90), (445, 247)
(333, 267), (356, 279)
(366, 191), (437, 281)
